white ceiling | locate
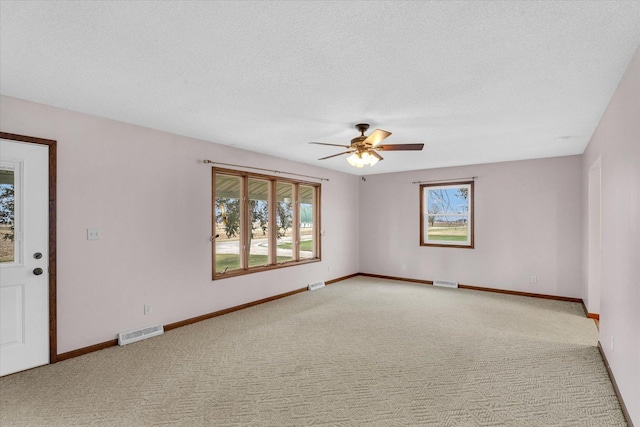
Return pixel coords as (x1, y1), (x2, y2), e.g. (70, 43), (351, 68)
(1, 1), (639, 176)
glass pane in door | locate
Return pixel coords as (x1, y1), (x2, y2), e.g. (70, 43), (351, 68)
(0, 170), (15, 263)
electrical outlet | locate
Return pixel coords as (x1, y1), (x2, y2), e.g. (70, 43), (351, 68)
(611, 336), (615, 351)
(531, 275), (537, 284)
(144, 304), (152, 315)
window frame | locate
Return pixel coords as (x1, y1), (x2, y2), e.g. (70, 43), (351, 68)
(212, 167), (321, 279)
(420, 180), (474, 249)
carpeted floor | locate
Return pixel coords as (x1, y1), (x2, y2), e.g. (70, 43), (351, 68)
(0, 277), (625, 426)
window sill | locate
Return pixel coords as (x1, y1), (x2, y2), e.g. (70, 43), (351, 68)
(213, 257), (321, 280)
(420, 243), (474, 249)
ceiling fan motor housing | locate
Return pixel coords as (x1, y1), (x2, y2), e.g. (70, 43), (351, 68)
(351, 135), (369, 148)
(355, 123), (370, 134)
(352, 124), (372, 149)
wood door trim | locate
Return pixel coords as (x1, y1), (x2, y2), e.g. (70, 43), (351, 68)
(0, 132), (58, 363)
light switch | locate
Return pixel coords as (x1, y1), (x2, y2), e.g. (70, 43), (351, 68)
(87, 228), (102, 240)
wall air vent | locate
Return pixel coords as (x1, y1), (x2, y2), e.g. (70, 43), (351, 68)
(433, 280), (459, 289)
(308, 281), (325, 291)
(118, 324), (164, 346)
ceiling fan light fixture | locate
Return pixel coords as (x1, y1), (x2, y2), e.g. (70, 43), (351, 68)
(347, 153), (365, 168)
(347, 151), (378, 168)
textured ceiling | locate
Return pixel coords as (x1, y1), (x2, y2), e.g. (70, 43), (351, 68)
(1, 1), (639, 175)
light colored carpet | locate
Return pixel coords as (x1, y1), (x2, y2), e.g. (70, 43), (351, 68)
(0, 277), (625, 426)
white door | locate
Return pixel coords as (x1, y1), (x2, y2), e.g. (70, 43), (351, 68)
(0, 139), (49, 376)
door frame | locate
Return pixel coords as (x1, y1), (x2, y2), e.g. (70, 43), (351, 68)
(0, 131), (57, 364)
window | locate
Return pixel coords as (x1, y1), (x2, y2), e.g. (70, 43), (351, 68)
(248, 178), (269, 267)
(275, 182), (294, 263)
(298, 185), (317, 260)
(420, 181), (474, 248)
(213, 168), (321, 279)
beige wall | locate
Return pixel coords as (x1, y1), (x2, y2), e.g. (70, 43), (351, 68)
(0, 95), (361, 353)
(582, 47), (639, 425)
(358, 155), (583, 298)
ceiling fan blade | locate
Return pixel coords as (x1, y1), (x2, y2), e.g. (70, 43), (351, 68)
(363, 129), (391, 147)
(309, 142), (351, 148)
(318, 150), (354, 160)
(376, 143), (424, 151)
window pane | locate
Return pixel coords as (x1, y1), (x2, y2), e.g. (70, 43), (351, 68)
(0, 170), (15, 263)
(215, 174), (242, 273)
(299, 185), (315, 260)
(422, 182), (473, 247)
(427, 188), (468, 215)
(427, 215), (469, 242)
(248, 179), (269, 267)
(275, 182), (293, 263)
(427, 186), (469, 242)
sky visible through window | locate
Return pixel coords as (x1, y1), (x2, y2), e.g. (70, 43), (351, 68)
(427, 188), (468, 218)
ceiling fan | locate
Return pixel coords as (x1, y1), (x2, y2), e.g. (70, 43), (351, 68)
(310, 123), (424, 168)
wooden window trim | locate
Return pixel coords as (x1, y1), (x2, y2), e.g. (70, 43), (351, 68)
(212, 167), (321, 280)
(419, 180), (474, 249)
(292, 183), (300, 262)
(268, 179), (277, 265)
